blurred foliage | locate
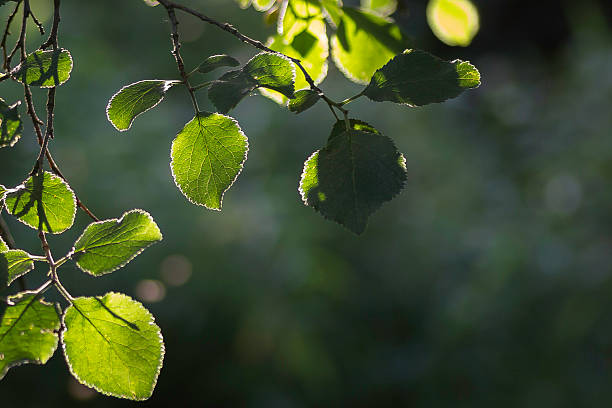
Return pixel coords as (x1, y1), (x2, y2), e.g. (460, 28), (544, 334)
(1, 0), (612, 406)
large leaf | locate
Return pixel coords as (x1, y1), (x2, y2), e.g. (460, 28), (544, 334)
(4, 171), (76, 234)
(62, 293), (164, 400)
(427, 0), (479, 47)
(11, 49), (73, 87)
(300, 120), (407, 234)
(0, 250), (35, 287)
(171, 113), (248, 209)
(208, 52), (295, 113)
(0, 292), (60, 380)
(361, 0), (397, 16)
(363, 49), (480, 106)
(330, 7), (410, 84)
(262, 18), (328, 105)
(0, 99), (22, 148)
(72, 210), (162, 276)
(106, 80), (179, 131)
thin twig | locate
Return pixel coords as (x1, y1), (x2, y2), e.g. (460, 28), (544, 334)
(41, 0), (60, 50)
(1, 0), (21, 71)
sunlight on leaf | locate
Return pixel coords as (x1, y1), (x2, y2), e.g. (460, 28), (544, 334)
(427, 0), (479, 47)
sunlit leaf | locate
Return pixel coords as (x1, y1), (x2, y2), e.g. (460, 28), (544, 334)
(427, 0), (479, 47)
(278, 0), (321, 40)
(0, 99), (22, 148)
(62, 293), (164, 400)
(4, 171), (76, 234)
(363, 49), (480, 106)
(252, 0), (276, 11)
(197, 54), (240, 74)
(300, 120), (407, 234)
(106, 80), (180, 131)
(171, 113), (248, 209)
(0, 292), (60, 380)
(320, 0), (343, 26)
(72, 210), (163, 276)
(361, 0), (397, 16)
(0, 250), (35, 287)
(0, 235), (8, 252)
(11, 49), (73, 87)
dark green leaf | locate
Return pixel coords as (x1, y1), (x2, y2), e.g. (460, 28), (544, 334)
(197, 54), (240, 73)
(11, 49), (73, 87)
(289, 89), (320, 113)
(62, 293), (164, 400)
(72, 210), (163, 276)
(363, 49), (481, 106)
(0, 99), (22, 148)
(0, 292), (60, 380)
(4, 171), (76, 234)
(106, 80), (180, 131)
(300, 120), (407, 234)
(171, 113), (248, 209)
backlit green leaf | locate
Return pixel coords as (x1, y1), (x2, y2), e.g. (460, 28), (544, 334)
(331, 7), (410, 84)
(107, 80), (180, 131)
(252, 0), (275, 11)
(0, 292), (60, 380)
(4, 171), (76, 234)
(289, 89), (320, 113)
(197, 54), (240, 74)
(0, 99), (22, 148)
(363, 49), (480, 106)
(208, 53), (295, 113)
(300, 120), (407, 234)
(171, 113), (248, 209)
(320, 0), (343, 26)
(62, 293), (164, 400)
(278, 0), (322, 40)
(427, 0), (479, 47)
(72, 210), (162, 276)
(0, 235), (8, 252)
(11, 49), (73, 87)
(361, 0), (397, 16)
(0, 184), (6, 203)
(0, 250), (35, 287)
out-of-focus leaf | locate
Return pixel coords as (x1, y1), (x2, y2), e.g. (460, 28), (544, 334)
(0, 99), (22, 148)
(427, 0), (479, 46)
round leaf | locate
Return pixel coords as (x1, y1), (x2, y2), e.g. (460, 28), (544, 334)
(427, 0), (479, 47)
(11, 49), (73, 87)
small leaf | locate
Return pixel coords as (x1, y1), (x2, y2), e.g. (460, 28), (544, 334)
(11, 49), (73, 87)
(62, 293), (164, 400)
(252, 0), (276, 11)
(363, 49), (480, 106)
(427, 0), (479, 47)
(0, 99), (22, 148)
(106, 80), (179, 131)
(0, 250), (35, 287)
(197, 54), (240, 74)
(236, 0), (252, 9)
(300, 120), (407, 234)
(0, 292), (60, 380)
(72, 210), (162, 276)
(361, 0), (398, 16)
(289, 89), (320, 113)
(142, 0), (159, 6)
(330, 7), (411, 84)
(208, 52), (295, 113)
(171, 113), (248, 209)
(4, 171), (76, 234)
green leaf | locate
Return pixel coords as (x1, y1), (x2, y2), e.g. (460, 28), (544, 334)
(0, 235), (8, 252)
(261, 18), (328, 105)
(299, 120), (407, 234)
(289, 89), (320, 113)
(320, 0), (343, 26)
(197, 54), (240, 74)
(236, 0), (251, 9)
(62, 293), (164, 400)
(106, 80), (180, 131)
(361, 0), (398, 16)
(363, 49), (480, 106)
(0, 292), (60, 380)
(142, 0), (159, 6)
(0, 99), (22, 148)
(278, 0), (322, 40)
(0, 250), (35, 287)
(11, 49), (73, 87)
(208, 52), (295, 113)
(171, 113), (248, 209)
(427, 0), (479, 47)
(252, 0), (275, 11)
(0, 184), (6, 203)
(330, 7), (410, 84)
(4, 171), (76, 234)
(72, 210), (162, 276)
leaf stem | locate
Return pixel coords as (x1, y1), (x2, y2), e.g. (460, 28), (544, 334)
(191, 80), (213, 91)
(340, 91), (365, 106)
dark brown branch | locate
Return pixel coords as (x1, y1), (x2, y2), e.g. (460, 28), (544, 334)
(41, 0), (60, 50)
(1, 1), (21, 71)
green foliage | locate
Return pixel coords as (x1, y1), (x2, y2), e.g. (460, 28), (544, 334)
(363, 49), (481, 106)
(11, 49), (73, 88)
(1, 249), (35, 287)
(427, 0), (480, 47)
(0, 235), (8, 252)
(289, 89), (321, 113)
(107, 80), (180, 131)
(300, 120), (407, 234)
(4, 171), (76, 234)
(171, 113), (248, 209)
(0, 99), (22, 148)
(196, 54), (240, 73)
(0, 293), (60, 380)
(72, 210), (163, 276)
(361, 0), (398, 16)
(62, 293), (164, 400)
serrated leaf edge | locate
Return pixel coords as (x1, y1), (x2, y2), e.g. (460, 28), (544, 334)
(5, 249), (35, 286)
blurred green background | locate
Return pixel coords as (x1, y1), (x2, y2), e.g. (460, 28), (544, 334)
(2, 0), (612, 406)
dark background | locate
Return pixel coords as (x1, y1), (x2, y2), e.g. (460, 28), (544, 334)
(1, 0), (612, 406)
